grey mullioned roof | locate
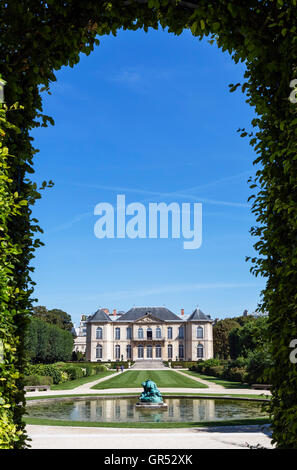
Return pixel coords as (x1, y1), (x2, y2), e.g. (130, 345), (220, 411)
(187, 308), (212, 322)
(117, 307), (182, 322)
(87, 309), (111, 322)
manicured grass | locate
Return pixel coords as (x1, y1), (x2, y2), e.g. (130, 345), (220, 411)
(24, 416), (271, 428)
(91, 370), (208, 389)
(183, 370), (252, 389)
(26, 392), (270, 401)
(51, 371), (116, 390)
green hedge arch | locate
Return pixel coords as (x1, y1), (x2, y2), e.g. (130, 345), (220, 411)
(1, 0), (297, 448)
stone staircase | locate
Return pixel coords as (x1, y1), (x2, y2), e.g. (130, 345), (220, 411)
(131, 360), (167, 369)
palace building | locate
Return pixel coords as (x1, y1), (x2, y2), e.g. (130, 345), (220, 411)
(85, 306), (213, 362)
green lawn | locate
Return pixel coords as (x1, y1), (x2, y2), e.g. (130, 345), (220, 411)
(183, 370), (252, 389)
(91, 370), (208, 389)
(51, 371), (116, 390)
(24, 417), (271, 428)
(26, 392), (270, 401)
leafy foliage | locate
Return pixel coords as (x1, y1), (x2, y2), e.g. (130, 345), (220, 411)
(24, 317), (74, 364)
(229, 316), (269, 359)
(33, 306), (74, 332)
(213, 318), (241, 359)
(1, 0), (297, 448)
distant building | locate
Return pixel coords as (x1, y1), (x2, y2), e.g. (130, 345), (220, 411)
(73, 314), (87, 354)
(85, 306), (214, 362)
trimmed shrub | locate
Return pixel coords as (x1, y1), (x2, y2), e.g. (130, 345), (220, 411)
(225, 367), (248, 382)
(208, 365), (224, 377)
(24, 375), (53, 386)
(25, 364), (63, 384)
(63, 366), (84, 380)
(94, 365), (107, 373)
(85, 365), (94, 376)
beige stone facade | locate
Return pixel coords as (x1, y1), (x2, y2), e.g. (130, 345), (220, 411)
(85, 307), (213, 362)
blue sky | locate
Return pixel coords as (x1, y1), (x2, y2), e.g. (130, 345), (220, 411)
(30, 27), (265, 326)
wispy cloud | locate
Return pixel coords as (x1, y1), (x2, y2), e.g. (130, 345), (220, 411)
(100, 66), (174, 92)
(62, 281), (259, 303)
(48, 171), (250, 234)
(67, 180), (249, 208)
(47, 211), (93, 234)
(109, 68), (142, 85)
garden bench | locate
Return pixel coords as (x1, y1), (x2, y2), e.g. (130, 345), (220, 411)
(251, 384), (272, 390)
(24, 385), (51, 392)
(173, 366), (183, 369)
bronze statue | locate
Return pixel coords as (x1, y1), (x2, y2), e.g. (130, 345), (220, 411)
(138, 379), (164, 404)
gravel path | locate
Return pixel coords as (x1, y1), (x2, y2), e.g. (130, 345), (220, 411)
(26, 424), (273, 449)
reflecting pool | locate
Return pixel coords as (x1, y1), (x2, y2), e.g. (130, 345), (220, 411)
(26, 397), (267, 423)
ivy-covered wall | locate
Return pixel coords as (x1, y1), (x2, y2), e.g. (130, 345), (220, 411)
(0, 0), (297, 448)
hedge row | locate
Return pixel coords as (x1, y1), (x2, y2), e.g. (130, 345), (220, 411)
(189, 355), (272, 385)
(24, 362), (107, 385)
(23, 375), (53, 386)
(163, 361), (197, 368)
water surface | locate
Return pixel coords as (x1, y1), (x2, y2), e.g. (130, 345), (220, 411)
(26, 397), (267, 423)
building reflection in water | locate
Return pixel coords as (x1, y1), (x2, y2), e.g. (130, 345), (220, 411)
(69, 398), (217, 422)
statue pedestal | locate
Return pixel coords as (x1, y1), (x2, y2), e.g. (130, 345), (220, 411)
(135, 402), (168, 409)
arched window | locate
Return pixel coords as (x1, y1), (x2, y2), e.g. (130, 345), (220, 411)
(167, 327), (172, 339)
(147, 345), (152, 358)
(126, 327), (132, 339)
(96, 327), (102, 339)
(126, 344), (131, 359)
(115, 327), (120, 340)
(147, 327), (152, 340)
(156, 327), (161, 339)
(197, 344), (204, 359)
(96, 344), (102, 359)
(156, 344), (162, 358)
(138, 328), (143, 339)
(138, 344), (144, 359)
(115, 345), (120, 359)
(168, 344), (173, 359)
(178, 326), (184, 339)
(197, 326), (203, 339)
(178, 344), (184, 359)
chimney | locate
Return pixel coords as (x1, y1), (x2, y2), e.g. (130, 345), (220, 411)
(113, 309), (117, 316)
(181, 308), (184, 316)
(102, 308), (109, 314)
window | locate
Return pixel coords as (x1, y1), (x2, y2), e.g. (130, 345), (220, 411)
(197, 326), (203, 339)
(197, 344), (204, 359)
(168, 344), (173, 359)
(126, 327), (132, 339)
(178, 326), (184, 339)
(167, 327), (172, 339)
(115, 404), (121, 419)
(138, 344), (144, 358)
(96, 327), (102, 339)
(126, 344), (131, 359)
(115, 327), (120, 340)
(96, 344), (102, 359)
(147, 345), (152, 358)
(178, 344), (184, 359)
(156, 344), (162, 358)
(115, 345), (120, 359)
(147, 327), (152, 340)
(138, 328), (143, 339)
(156, 327), (161, 339)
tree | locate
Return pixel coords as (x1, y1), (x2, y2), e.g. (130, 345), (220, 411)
(24, 317), (73, 363)
(33, 306), (74, 332)
(213, 319), (241, 359)
(229, 316), (269, 359)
